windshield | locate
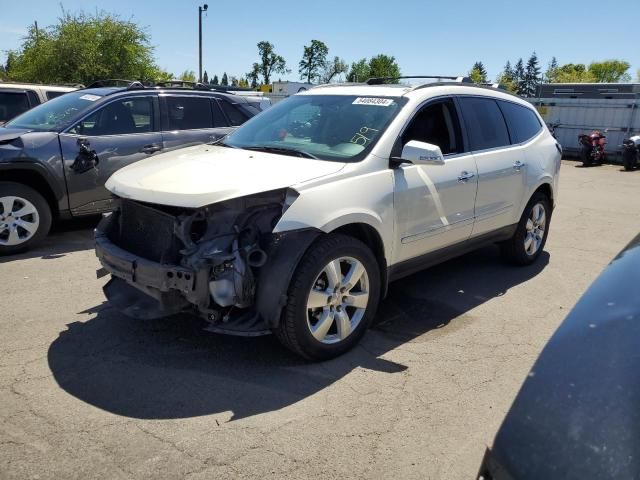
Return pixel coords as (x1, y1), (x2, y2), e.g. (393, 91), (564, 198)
(5, 91), (105, 131)
(223, 94), (407, 162)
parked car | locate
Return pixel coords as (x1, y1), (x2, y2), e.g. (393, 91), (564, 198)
(478, 232), (640, 480)
(95, 76), (562, 360)
(0, 82), (79, 125)
(0, 80), (260, 254)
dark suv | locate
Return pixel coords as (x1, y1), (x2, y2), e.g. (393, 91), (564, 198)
(0, 80), (261, 254)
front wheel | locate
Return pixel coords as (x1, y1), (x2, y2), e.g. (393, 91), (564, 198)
(274, 234), (381, 361)
(0, 182), (52, 256)
(501, 192), (551, 266)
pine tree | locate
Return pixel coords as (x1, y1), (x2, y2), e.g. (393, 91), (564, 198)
(202, 71), (209, 84)
(514, 58), (525, 95)
(211, 74), (219, 85)
(503, 61), (514, 81)
(469, 61), (488, 83)
(221, 72), (228, 86)
(523, 52), (541, 97)
(545, 56), (558, 83)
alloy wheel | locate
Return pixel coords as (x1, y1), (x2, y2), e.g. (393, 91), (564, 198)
(0, 196), (40, 246)
(524, 202), (546, 256)
(306, 256), (370, 344)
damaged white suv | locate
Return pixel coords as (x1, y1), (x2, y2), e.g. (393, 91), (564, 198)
(96, 77), (561, 360)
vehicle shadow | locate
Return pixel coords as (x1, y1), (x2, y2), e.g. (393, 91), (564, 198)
(0, 216), (100, 263)
(47, 246), (549, 421)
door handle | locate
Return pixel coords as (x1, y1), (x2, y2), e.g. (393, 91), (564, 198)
(513, 160), (526, 171)
(457, 171), (475, 183)
(140, 144), (162, 154)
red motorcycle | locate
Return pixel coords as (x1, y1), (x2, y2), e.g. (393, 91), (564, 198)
(578, 130), (607, 166)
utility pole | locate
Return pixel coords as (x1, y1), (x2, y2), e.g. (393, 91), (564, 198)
(34, 21), (39, 44)
(198, 4), (208, 83)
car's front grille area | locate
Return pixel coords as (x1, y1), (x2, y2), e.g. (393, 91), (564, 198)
(110, 199), (184, 264)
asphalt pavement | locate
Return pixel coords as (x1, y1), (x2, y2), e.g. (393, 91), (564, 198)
(1, 161), (639, 479)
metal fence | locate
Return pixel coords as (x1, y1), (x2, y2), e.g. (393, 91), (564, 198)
(528, 83), (640, 162)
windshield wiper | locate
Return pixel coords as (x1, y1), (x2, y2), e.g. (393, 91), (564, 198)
(242, 145), (318, 159)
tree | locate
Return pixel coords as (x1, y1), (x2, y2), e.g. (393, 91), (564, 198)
(238, 77), (249, 88)
(211, 74), (219, 85)
(588, 60), (631, 83)
(347, 58), (370, 82)
(552, 63), (594, 83)
(469, 61), (488, 84)
(179, 70), (196, 82)
(5, 9), (169, 84)
(368, 54), (401, 80)
(230, 76), (239, 87)
(247, 68), (259, 88)
(251, 41), (288, 86)
(522, 52), (541, 97)
(202, 71), (209, 84)
(299, 39), (328, 83)
(496, 61), (517, 92)
(513, 58), (525, 95)
(321, 56), (348, 83)
(221, 72), (228, 86)
(545, 56), (558, 83)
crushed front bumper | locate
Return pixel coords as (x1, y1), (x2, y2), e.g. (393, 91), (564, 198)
(95, 213), (209, 319)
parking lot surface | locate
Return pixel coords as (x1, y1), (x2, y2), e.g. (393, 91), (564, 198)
(1, 161), (639, 479)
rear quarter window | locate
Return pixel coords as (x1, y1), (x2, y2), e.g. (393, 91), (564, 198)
(458, 96), (510, 151)
(497, 100), (542, 144)
(220, 101), (248, 126)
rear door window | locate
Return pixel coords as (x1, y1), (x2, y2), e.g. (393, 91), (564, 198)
(497, 100), (542, 144)
(166, 96), (213, 130)
(211, 100), (228, 127)
(0, 92), (30, 122)
(458, 96), (510, 151)
(220, 100), (248, 126)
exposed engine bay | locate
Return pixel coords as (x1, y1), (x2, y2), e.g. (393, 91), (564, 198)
(95, 188), (317, 336)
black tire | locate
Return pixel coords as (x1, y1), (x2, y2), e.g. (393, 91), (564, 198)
(501, 192), (551, 266)
(580, 144), (592, 166)
(622, 149), (636, 171)
(0, 181), (52, 256)
(274, 234), (381, 361)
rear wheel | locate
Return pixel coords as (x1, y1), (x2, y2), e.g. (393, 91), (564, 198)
(0, 182), (52, 255)
(275, 234), (381, 361)
(501, 192), (551, 266)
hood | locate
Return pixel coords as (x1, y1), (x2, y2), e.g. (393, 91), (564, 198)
(0, 127), (31, 144)
(106, 144), (346, 208)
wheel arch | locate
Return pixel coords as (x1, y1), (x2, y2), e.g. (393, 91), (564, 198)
(0, 166), (63, 218)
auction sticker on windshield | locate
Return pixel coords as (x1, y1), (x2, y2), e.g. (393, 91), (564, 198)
(352, 97), (394, 107)
(79, 94), (101, 101)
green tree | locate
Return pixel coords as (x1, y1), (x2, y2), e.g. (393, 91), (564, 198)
(251, 41), (288, 86)
(299, 39), (328, 83)
(221, 72), (228, 86)
(247, 68), (259, 88)
(553, 63), (594, 83)
(496, 61), (517, 92)
(368, 54), (401, 80)
(513, 58), (525, 95)
(469, 61), (488, 83)
(179, 70), (196, 82)
(238, 77), (249, 88)
(5, 9), (168, 84)
(202, 71), (209, 84)
(522, 52), (541, 97)
(211, 74), (219, 85)
(346, 58), (370, 82)
(588, 60), (631, 83)
(545, 56), (558, 83)
(321, 56), (348, 83)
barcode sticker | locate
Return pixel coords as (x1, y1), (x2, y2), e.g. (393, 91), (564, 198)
(79, 94), (101, 101)
(352, 97), (394, 107)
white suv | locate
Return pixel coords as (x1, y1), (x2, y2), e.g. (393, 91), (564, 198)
(96, 77), (561, 360)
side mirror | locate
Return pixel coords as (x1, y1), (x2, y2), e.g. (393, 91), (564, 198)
(392, 140), (445, 167)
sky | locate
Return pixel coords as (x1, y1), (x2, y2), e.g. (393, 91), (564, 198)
(1, 0), (638, 83)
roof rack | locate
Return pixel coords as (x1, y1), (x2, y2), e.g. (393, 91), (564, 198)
(153, 80), (210, 90)
(366, 75), (472, 85)
(86, 79), (146, 90)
